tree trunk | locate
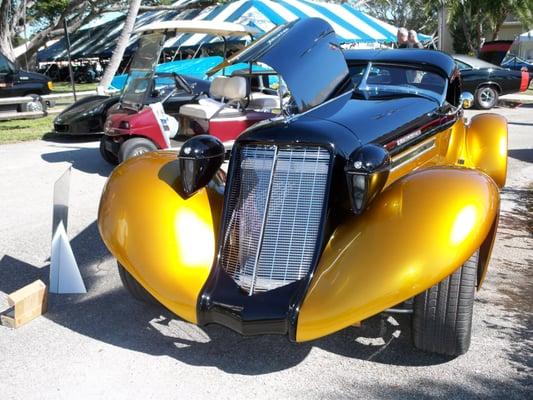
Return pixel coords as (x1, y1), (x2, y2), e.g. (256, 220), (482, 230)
(0, 0), (15, 62)
(97, 0), (142, 95)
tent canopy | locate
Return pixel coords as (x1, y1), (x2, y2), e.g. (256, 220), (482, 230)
(37, 0), (432, 62)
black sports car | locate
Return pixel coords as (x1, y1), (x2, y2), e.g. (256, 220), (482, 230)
(454, 54), (530, 109)
(53, 74), (210, 135)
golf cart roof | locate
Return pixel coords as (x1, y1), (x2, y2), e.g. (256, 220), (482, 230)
(135, 21), (260, 37)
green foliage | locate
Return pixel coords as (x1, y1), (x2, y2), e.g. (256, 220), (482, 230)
(363, 0), (442, 34)
(445, 0), (533, 53)
(28, 0), (70, 24)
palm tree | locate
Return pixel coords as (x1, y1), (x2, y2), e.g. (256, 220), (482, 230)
(97, 0), (142, 94)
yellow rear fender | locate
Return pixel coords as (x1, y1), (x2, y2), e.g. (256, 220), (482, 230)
(98, 151), (224, 323)
(296, 167), (500, 342)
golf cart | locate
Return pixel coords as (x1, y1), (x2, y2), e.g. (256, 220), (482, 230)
(100, 21), (275, 164)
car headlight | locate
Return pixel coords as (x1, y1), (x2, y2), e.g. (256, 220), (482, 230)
(345, 144), (391, 214)
(119, 121), (130, 129)
(48, 81), (53, 90)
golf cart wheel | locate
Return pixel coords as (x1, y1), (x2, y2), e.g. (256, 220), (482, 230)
(99, 137), (119, 165)
(118, 137), (158, 163)
(475, 86), (498, 109)
(412, 251), (478, 356)
(19, 94), (45, 113)
(117, 262), (158, 305)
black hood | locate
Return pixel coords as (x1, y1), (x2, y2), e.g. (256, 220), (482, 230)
(55, 96), (116, 123)
(18, 70), (49, 83)
(209, 18), (349, 113)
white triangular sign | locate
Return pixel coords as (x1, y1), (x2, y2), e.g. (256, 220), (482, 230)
(50, 222), (86, 294)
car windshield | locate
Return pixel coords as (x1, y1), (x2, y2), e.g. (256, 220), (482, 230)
(350, 63), (447, 104)
(121, 33), (165, 109)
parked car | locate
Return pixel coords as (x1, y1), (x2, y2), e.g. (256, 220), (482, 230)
(98, 18), (507, 357)
(0, 52), (52, 112)
(454, 54), (530, 109)
(53, 95), (120, 135)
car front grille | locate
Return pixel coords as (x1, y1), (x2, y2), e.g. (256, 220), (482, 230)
(54, 123), (69, 133)
(220, 144), (331, 295)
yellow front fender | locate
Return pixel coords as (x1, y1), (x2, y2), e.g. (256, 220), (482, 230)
(98, 151), (223, 323)
(296, 167), (499, 342)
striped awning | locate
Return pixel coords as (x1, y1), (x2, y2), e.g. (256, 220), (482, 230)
(37, 0), (431, 62)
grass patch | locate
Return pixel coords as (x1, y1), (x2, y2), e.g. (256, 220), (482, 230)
(0, 115), (55, 144)
(52, 82), (98, 93)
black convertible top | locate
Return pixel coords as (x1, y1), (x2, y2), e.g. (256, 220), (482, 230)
(344, 49), (457, 79)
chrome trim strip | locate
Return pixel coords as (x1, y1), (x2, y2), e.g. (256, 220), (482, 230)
(391, 138), (436, 171)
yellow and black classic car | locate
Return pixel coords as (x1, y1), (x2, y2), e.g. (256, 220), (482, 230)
(98, 18), (507, 356)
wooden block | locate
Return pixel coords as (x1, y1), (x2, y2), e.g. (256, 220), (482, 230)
(0, 280), (48, 329)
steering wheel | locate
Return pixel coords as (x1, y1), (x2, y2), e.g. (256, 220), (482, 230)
(173, 73), (193, 95)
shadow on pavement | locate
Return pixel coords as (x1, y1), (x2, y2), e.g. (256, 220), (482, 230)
(508, 149), (533, 164)
(42, 133), (101, 143)
(1, 219), (454, 375)
(40, 146), (113, 177)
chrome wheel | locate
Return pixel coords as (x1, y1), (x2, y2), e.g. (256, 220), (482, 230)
(476, 86), (498, 109)
(131, 147), (148, 157)
(26, 100), (44, 112)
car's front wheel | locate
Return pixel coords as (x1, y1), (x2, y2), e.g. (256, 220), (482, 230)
(99, 136), (119, 165)
(475, 86), (498, 109)
(118, 137), (158, 163)
(117, 262), (158, 305)
(412, 251), (478, 356)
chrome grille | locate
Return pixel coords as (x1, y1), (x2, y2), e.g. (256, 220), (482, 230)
(220, 144), (330, 295)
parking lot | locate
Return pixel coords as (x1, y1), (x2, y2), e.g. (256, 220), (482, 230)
(0, 106), (531, 399)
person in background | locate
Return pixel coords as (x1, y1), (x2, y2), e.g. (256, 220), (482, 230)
(408, 30), (424, 49)
(397, 27), (409, 48)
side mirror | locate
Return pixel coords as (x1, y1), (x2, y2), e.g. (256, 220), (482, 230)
(460, 92), (474, 109)
(177, 135), (225, 198)
(345, 144), (391, 214)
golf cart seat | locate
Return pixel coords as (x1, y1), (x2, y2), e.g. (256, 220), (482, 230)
(178, 75), (276, 142)
(179, 76), (248, 120)
(248, 92), (281, 110)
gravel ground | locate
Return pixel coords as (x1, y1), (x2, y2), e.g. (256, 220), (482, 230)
(0, 106), (531, 399)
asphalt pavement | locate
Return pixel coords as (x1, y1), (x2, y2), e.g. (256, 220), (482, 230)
(0, 106), (531, 399)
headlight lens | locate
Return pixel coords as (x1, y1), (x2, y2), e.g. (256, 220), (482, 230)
(119, 121), (130, 129)
(47, 81), (53, 90)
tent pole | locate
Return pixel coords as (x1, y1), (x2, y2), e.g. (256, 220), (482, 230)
(63, 19), (77, 101)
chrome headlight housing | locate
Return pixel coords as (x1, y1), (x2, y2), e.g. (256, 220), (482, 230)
(345, 144), (391, 214)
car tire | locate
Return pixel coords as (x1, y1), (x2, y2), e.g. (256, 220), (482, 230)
(118, 138), (158, 163)
(117, 262), (159, 305)
(19, 94), (45, 113)
(99, 137), (119, 165)
(412, 251), (478, 356)
(475, 86), (498, 109)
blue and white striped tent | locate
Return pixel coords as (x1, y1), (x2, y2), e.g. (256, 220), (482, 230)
(163, 0), (431, 49)
(37, 0), (431, 61)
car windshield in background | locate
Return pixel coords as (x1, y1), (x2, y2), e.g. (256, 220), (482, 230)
(349, 63), (446, 104)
